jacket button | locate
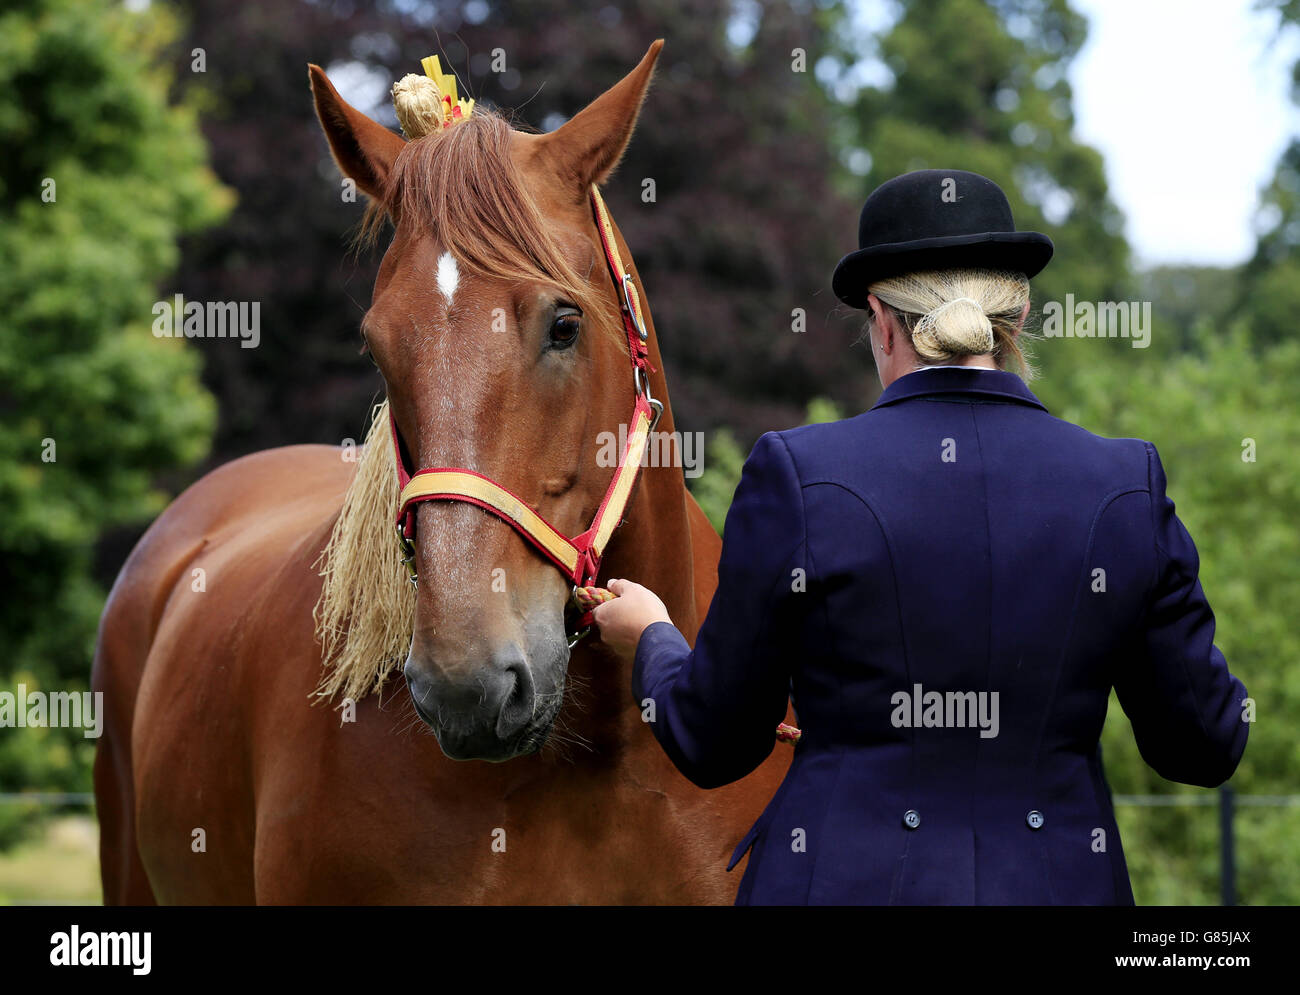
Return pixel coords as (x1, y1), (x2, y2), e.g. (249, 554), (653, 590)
(903, 809), (921, 830)
(1027, 810), (1045, 830)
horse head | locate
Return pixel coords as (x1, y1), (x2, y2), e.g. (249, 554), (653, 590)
(309, 42), (666, 761)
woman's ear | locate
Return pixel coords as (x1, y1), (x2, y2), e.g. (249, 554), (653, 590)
(866, 293), (892, 353)
(866, 293), (883, 325)
(309, 64), (407, 201)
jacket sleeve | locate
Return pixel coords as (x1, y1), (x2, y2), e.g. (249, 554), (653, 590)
(1113, 442), (1249, 787)
(631, 431), (808, 789)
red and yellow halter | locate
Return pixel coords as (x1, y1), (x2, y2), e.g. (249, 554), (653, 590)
(385, 184), (802, 745)
(389, 186), (663, 647)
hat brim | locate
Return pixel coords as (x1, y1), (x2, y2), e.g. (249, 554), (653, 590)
(831, 231), (1054, 309)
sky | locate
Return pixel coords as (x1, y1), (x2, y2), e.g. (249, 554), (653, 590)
(1068, 0), (1300, 267)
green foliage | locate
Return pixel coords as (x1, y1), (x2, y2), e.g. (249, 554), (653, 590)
(1238, 252), (1300, 347)
(1237, 5), (1300, 344)
(1135, 265), (1240, 353)
(0, 0), (228, 840)
(0, 674), (96, 849)
(690, 426), (746, 535)
(802, 396), (846, 426)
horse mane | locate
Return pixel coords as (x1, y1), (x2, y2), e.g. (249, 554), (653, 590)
(313, 400), (413, 703)
(314, 109), (623, 702)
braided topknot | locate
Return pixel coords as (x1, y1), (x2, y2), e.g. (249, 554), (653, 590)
(392, 74), (446, 139)
(391, 55), (475, 140)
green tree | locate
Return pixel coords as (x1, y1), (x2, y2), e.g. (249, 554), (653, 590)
(0, 0), (229, 844)
(1236, 1), (1300, 345)
(1137, 265), (1240, 354)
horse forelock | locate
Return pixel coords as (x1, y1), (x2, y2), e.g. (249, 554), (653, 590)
(369, 109), (622, 347)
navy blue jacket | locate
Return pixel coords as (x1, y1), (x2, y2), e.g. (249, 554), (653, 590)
(632, 367), (1248, 905)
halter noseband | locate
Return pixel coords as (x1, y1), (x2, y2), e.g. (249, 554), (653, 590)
(389, 186), (664, 646)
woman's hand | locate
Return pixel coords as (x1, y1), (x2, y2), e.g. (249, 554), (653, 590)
(590, 578), (673, 658)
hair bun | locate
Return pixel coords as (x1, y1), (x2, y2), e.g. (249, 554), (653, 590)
(911, 296), (994, 359)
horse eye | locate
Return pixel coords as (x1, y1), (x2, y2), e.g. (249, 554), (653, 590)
(549, 309), (582, 349)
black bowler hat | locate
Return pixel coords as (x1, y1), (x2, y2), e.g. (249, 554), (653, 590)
(831, 169), (1054, 309)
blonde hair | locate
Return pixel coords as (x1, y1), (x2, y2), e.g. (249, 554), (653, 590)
(868, 268), (1035, 377)
(313, 400), (415, 704)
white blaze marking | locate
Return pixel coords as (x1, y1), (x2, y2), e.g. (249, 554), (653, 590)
(437, 252), (459, 306)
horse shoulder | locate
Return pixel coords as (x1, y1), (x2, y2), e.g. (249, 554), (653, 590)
(96, 444), (354, 902)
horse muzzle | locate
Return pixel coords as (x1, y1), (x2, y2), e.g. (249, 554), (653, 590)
(403, 639), (564, 761)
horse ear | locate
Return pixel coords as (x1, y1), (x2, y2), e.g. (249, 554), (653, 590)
(533, 40), (664, 195)
(308, 64), (406, 201)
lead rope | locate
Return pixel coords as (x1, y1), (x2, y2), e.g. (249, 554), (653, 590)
(571, 586), (801, 745)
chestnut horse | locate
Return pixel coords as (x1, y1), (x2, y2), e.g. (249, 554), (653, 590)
(92, 41), (793, 904)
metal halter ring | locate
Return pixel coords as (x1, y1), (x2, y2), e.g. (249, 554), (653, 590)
(396, 521), (419, 586)
(622, 272), (647, 341)
(565, 584), (595, 649)
(635, 367), (665, 432)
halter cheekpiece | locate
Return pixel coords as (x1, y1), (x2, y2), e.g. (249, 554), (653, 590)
(389, 186), (664, 647)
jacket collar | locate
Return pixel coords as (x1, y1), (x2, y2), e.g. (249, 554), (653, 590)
(870, 367), (1048, 412)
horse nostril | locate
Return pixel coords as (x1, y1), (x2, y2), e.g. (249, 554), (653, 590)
(495, 655), (534, 738)
(506, 669), (525, 709)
